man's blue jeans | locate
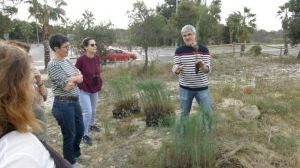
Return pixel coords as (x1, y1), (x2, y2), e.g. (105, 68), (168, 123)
(52, 98), (84, 164)
(79, 90), (98, 136)
(180, 87), (213, 130)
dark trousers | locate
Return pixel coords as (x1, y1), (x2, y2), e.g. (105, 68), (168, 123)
(52, 98), (84, 164)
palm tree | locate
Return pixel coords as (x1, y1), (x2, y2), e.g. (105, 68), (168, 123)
(81, 10), (95, 30)
(226, 12), (242, 43)
(277, 3), (289, 55)
(27, 0), (66, 69)
(239, 7), (256, 53)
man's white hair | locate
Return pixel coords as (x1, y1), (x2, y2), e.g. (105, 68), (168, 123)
(181, 25), (196, 34)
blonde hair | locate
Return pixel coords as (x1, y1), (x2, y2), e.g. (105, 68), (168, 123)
(0, 43), (40, 134)
(6, 40), (31, 53)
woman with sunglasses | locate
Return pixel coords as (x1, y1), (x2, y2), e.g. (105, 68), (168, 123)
(75, 37), (102, 145)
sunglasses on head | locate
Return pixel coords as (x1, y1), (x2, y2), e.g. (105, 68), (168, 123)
(89, 43), (97, 47)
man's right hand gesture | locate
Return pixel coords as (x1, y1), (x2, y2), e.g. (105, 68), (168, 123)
(173, 64), (183, 75)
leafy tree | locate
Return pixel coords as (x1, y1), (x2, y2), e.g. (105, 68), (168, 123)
(70, 11), (115, 63)
(27, 0), (67, 69)
(0, 0), (23, 39)
(209, 0), (221, 21)
(222, 25), (231, 44)
(81, 10), (95, 30)
(208, 0), (222, 44)
(128, 1), (165, 73)
(156, 0), (180, 19)
(10, 20), (42, 42)
(278, 3), (290, 55)
(19, 21), (34, 43)
(162, 19), (178, 46)
(197, 0), (222, 44)
(227, 7), (256, 52)
(169, 0), (222, 45)
(226, 12), (242, 43)
(156, 0), (180, 46)
(286, 0), (300, 60)
(239, 7), (256, 52)
(172, 0), (199, 31)
(0, 0), (22, 16)
(112, 28), (133, 49)
(196, 5), (210, 44)
(0, 13), (14, 38)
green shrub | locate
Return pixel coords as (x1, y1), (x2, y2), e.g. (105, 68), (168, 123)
(108, 75), (140, 118)
(159, 112), (216, 168)
(250, 45), (262, 56)
(256, 97), (290, 114)
(221, 84), (233, 97)
(137, 80), (175, 126)
(271, 134), (300, 155)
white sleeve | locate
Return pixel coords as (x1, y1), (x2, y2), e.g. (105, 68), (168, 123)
(1, 155), (42, 168)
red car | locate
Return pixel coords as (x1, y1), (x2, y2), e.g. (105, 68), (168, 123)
(106, 48), (137, 62)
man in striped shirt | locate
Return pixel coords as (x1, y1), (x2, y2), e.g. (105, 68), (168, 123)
(47, 34), (84, 167)
(172, 25), (213, 131)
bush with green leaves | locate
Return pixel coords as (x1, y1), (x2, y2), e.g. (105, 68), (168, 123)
(159, 112), (216, 168)
(249, 45), (262, 56)
(137, 80), (175, 126)
(108, 75), (140, 118)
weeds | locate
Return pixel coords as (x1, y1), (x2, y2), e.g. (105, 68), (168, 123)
(270, 134), (300, 155)
(137, 80), (175, 126)
(160, 112), (217, 168)
(115, 122), (138, 137)
(107, 75), (140, 118)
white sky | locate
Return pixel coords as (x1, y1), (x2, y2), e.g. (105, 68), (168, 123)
(14, 0), (288, 31)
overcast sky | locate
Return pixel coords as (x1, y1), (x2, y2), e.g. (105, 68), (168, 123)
(14, 0), (289, 31)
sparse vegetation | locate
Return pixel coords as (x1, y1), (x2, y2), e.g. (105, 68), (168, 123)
(249, 44), (262, 56)
(137, 80), (175, 126)
(107, 75), (140, 118)
(159, 112), (217, 168)
(43, 52), (300, 168)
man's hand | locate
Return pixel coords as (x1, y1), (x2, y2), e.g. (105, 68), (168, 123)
(195, 59), (205, 68)
(174, 64), (183, 74)
(195, 59), (209, 73)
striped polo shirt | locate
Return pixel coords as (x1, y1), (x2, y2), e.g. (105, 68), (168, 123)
(47, 58), (79, 97)
(173, 44), (211, 90)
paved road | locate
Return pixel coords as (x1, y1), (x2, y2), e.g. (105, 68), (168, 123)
(30, 44), (299, 69)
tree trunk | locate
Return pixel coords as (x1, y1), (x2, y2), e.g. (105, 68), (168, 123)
(43, 24), (50, 70)
(241, 44), (245, 52)
(240, 42), (245, 55)
(143, 47), (148, 73)
(283, 32), (288, 55)
(43, 39), (50, 70)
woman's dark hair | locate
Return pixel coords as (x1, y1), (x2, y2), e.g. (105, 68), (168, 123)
(49, 34), (69, 51)
(81, 37), (94, 51)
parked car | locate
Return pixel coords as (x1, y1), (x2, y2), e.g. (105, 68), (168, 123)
(106, 48), (137, 62)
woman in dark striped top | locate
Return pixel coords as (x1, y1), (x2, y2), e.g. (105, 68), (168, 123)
(47, 34), (84, 167)
(172, 25), (213, 131)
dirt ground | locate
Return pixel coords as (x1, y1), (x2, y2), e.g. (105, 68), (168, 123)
(43, 54), (300, 168)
